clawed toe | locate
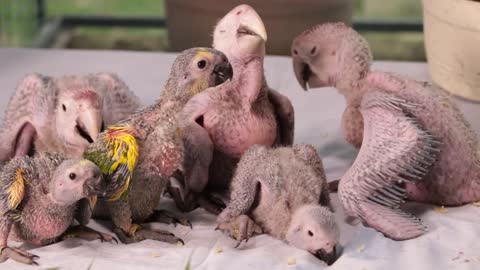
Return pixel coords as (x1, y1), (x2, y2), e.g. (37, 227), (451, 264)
(113, 227), (184, 245)
(62, 225), (118, 244)
(217, 214), (262, 247)
(147, 210), (192, 229)
(198, 194), (226, 215)
(0, 246), (39, 265)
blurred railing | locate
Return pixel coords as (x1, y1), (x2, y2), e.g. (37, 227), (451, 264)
(0, 0), (422, 48)
(0, 0), (43, 47)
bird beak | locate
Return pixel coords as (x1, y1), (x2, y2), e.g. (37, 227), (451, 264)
(213, 61), (234, 86)
(76, 108), (102, 144)
(293, 59), (311, 91)
(237, 6), (267, 54)
(314, 245), (337, 265)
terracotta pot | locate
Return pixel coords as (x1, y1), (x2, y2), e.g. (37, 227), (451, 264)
(166, 0), (353, 55)
(423, 0), (480, 101)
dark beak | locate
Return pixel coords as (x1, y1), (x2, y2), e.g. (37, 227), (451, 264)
(213, 61), (234, 86)
(302, 64), (312, 90)
(85, 173), (106, 197)
(314, 246), (337, 265)
(293, 58), (312, 91)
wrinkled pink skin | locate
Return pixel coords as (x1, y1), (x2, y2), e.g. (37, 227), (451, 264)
(6, 206), (75, 246)
(181, 54), (279, 193)
(292, 23), (480, 239)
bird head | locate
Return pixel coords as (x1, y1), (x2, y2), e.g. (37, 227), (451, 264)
(213, 4), (267, 62)
(166, 47), (233, 102)
(55, 78), (104, 154)
(286, 204), (339, 265)
(291, 22), (372, 92)
(50, 159), (105, 206)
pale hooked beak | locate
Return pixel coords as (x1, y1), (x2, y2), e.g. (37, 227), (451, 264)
(293, 59), (312, 91)
(237, 6), (267, 53)
(76, 108), (102, 144)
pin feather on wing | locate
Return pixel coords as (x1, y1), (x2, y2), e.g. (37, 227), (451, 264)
(339, 90), (441, 239)
(0, 158), (34, 221)
(84, 125), (139, 201)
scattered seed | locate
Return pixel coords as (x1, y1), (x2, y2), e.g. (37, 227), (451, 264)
(150, 252), (161, 257)
(357, 244), (366, 252)
(287, 257), (296, 266)
(434, 206), (448, 213)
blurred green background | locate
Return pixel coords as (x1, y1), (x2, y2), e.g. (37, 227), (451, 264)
(0, 0), (424, 60)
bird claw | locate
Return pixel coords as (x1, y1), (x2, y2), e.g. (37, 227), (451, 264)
(146, 209), (192, 229)
(216, 214), (262, 247)
(61, 225), (118, 244)
(198, 193), (226, 215)
(114, 227), (184, 245)
(0, 246), (39, 265)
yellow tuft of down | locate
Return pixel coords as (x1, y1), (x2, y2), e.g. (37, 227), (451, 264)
(8, 169), (26, 209)
(195, 48), (213, 58)
(105, 126), (139, 201)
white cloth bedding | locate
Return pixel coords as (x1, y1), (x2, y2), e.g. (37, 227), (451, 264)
(0, 49), (479, 270)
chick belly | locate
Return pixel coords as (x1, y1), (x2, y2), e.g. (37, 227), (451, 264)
(127, 177), (165, 222)
(12, 215), (71, 245)
(206, 112), (277, 158)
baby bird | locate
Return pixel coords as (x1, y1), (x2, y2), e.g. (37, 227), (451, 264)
(217, 144), (338, 265)
(83, 48), (233, 244)
(291, 23), (480, 240)
(173, 5), (294, 213)
(0, 73), (141, 161)
(0, 153), (104, 265)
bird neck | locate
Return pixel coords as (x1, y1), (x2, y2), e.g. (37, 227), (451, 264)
(231, 56), (265, 105)
(335, 71), (373, 106)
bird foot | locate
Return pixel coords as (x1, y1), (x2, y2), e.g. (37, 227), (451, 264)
(61, 225), (118, 243)
(146, 209), (192, 229)
(216, 214), (262, 247)
(198, 193), (226, 215)
(113, 227), (184, 245)
(0, 246), (39, 265)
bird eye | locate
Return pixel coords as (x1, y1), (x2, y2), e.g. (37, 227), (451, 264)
(62, 104), (66, 111)
(69, 173), (76, 180)
(308, 230), (314, 237)
(197, 60), (207, 69)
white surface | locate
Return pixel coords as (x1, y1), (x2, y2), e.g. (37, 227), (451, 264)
(0, 49), (480, 270)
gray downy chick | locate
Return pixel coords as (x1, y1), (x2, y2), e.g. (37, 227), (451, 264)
(217, 144), (339, 265)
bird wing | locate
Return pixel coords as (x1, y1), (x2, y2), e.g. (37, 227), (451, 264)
(84, 125), (139, 201)
(0, 157), (33, 220)
(268, 88), (295, 146)
(0, 74), (53, 161)
(94, 73), (142, 126)
(339, 90), (441, 240)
